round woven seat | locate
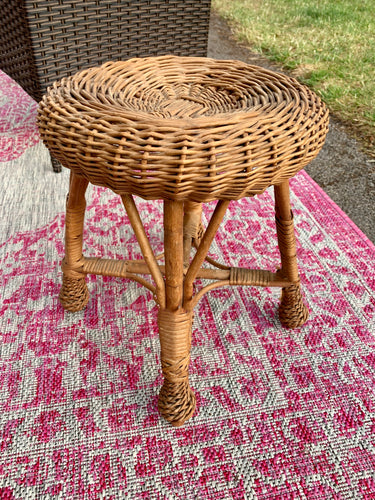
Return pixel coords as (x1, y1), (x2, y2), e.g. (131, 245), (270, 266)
(37, 55), (329, 427)
(38, 55), (329, 202)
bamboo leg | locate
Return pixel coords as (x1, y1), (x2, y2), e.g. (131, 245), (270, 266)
(59, 172), (89, 312)
(274, 180), (309, 328)
(158, 200), (196, 427)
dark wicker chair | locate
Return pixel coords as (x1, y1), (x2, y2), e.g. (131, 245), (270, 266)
(0, 0), (211, 171)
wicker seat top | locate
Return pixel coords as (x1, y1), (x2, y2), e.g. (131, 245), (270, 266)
(38, 55), (329, 202)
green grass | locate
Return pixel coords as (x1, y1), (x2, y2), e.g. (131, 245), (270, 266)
(212, 0), (375, 153)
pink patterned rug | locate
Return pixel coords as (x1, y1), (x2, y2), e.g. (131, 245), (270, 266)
(0, 71), (39, 162)
(1, 71), (375, 499)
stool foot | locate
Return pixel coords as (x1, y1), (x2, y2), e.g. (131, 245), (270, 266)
(59, 275), (89, 312)
(279, 284), (309, 328)
(158, 378), (196, 427)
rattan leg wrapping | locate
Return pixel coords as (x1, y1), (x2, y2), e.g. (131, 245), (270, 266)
(157, 309), (196, 427)
(275, 181), (309, 328)
(59, 175), (89, 312)
(275, 213), (309, 328)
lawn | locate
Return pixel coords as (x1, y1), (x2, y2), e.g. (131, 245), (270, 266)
(212, 0), (375, 153)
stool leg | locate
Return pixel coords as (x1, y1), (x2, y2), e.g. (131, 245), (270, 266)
(158, 200), (196, 426)
(274, 180), (309, 328)
(59, 172), (90, 312)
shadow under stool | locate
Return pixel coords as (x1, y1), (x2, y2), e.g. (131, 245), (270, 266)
(37, 56), (329, 427)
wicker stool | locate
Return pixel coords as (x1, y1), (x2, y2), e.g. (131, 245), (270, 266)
(38, 56), (329, 427)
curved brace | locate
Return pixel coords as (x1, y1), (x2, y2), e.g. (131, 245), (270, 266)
(121, 194), (165, 308)
(81, 257), (156, 295)
(183, 200), (230, 309)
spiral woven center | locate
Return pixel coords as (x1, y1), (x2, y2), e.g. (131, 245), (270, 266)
(121, 84), (255, 119)
(69, 57), (303, 121)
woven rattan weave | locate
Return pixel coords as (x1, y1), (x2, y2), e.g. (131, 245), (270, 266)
(38, 56), (329, 426)
(38, 57), (328, 201)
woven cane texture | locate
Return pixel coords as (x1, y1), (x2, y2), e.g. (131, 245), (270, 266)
(38, 56), (329, 202)
(157, 309), (196, 427)
(0, 0), (211, 102)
